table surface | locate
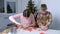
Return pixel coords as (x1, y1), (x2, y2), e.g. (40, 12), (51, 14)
(8, 28), (60, 34)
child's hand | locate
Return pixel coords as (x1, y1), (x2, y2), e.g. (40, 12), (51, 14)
(41, 25), (48, 31)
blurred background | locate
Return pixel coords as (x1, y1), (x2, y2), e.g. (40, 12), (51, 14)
(0, 0), (60, 32)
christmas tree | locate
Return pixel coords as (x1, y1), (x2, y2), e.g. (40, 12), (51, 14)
(27, 0), (37, 14)
(27, 0), (37, 21)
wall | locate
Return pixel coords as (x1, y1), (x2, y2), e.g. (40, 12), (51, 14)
(41, 0), (60, 30)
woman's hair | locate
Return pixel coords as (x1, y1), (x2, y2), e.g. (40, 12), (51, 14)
(41, 4), (47, 8)
(23, 9), (31, 17)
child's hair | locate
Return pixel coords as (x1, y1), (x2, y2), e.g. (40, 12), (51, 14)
(23, 9), (31, 17)
(41, 4), (47, 8)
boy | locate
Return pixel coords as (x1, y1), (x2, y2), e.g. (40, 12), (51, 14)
(37, 4), (52, 30)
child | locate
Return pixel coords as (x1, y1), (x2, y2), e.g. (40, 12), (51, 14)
(37, 4), (52, 30)
(9, 9), (36, 30)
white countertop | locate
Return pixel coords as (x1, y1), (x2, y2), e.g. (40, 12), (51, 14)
(8, 29), (60, 34)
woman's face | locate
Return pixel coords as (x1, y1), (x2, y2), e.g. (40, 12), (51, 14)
(23, 9), (30, 18)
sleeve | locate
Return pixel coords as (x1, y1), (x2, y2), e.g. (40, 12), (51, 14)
(46, 12), (52, 26)
(9, 14), (21, 24)
(30, 14), (36, 26)
(10, 14), (20, 19)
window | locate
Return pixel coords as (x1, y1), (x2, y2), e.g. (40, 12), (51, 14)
(0, 0), (17, 13)
(0, 0), (5, 13)
(7, 2), (16, 13)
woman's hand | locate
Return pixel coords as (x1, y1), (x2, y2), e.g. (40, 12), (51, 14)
(16, 23), (23, 29)
(16, 23), (29, 29)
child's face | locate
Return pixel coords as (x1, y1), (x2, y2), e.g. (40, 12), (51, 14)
(41, 7), (47, 11)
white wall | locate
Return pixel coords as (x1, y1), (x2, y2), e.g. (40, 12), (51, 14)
(41, 0), (60, 30)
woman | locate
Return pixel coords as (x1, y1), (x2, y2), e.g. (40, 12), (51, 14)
(37, 4), (52, 30)
(9, 9), (36, 29)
